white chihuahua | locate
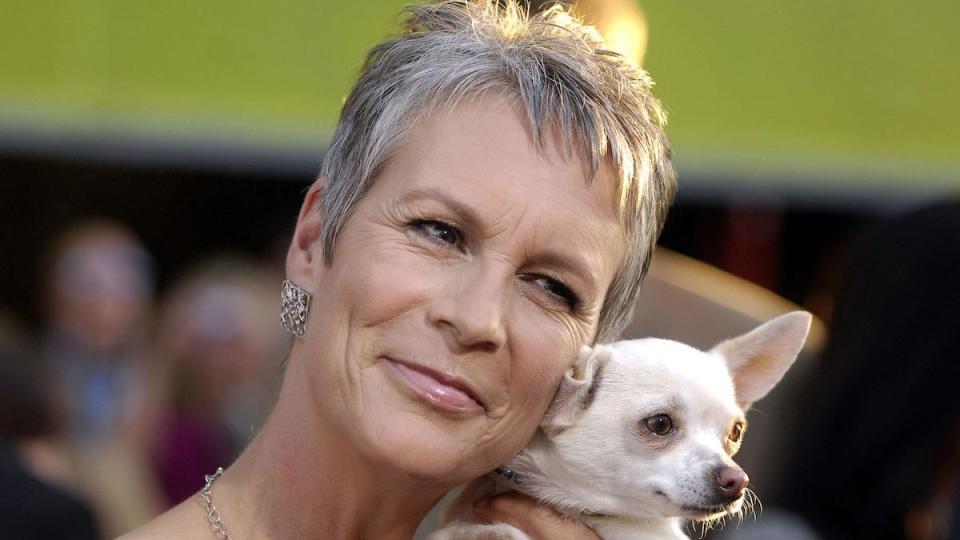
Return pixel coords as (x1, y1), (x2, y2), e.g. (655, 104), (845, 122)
(431, 311), (812, 540)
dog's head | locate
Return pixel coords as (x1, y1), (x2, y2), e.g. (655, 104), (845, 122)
(537, 311), (811, 522)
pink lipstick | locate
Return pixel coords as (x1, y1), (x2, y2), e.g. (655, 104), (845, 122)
(385, 358), (484, 414)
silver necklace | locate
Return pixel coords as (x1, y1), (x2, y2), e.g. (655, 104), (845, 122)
(200, 467), (231, 540)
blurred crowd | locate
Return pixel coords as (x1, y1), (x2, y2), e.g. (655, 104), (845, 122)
(2, 201), (959, 540)
(0, 218), (287, 538)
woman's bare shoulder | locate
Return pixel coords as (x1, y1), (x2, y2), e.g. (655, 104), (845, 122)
(117, 497), (208, 540)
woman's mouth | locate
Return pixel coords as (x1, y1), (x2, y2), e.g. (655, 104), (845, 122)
(383, 357), (485, 414)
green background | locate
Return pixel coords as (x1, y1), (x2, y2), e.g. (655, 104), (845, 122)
(1, 0), (957, 185)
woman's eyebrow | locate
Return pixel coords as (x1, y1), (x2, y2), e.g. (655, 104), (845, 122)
(398, 188), (482, 230)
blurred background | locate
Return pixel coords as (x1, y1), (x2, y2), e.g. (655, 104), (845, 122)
(0, 0), (958, 539)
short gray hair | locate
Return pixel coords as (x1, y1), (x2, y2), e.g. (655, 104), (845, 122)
(319, 0), (676, 343)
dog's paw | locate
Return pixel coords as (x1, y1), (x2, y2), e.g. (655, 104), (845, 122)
(426, 521), (532, 540)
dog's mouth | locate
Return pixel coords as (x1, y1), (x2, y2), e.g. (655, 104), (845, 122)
(681, 500), (742, 520)
(654, 490), (743, 520)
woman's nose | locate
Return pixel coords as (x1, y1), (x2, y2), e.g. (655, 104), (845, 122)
(429, 262), (509, 353)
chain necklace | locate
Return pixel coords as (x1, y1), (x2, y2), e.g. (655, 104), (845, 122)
(200, 467), (231, 540)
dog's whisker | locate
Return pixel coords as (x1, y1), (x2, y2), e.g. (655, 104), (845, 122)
(743, 487), (762, 522)
(704, 518), (716, 537)
(693, 515), (719, 539)
(693, 508), (733, 537)
(688, 519), (701, 539)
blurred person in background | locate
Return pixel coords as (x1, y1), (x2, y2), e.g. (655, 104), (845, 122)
(719, 200), (960, 540)
(41, 218), (163, 535)
(0, 311), (100, 539)
(43, 218), (155, 446)
(149, 256), (284, 507)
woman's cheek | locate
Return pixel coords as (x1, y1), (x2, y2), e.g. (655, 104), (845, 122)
(515, 333), (577, 409)
(508, 292), (588, 404)
(346, 246), (438, 326)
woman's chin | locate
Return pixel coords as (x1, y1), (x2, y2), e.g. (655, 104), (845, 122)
(333, 365), (494, 479)
(359, 413), (494, 482)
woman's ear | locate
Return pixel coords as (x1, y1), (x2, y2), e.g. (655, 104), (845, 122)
(540, 345), (613, 437)
(286, 177), (328, 286)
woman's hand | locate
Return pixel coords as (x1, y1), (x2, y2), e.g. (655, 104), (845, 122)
(472, 491), (601, 540)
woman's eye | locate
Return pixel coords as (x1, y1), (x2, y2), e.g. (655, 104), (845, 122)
(413, 220), (462, 247)
(533, 276), (580, 310)
(644, 414), (674, 436)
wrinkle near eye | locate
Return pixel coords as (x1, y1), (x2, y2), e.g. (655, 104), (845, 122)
(377, 198), (411, 227)
(545, 306), (593, 345)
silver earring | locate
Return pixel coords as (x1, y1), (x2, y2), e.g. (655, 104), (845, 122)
(281, 280), (311, 338)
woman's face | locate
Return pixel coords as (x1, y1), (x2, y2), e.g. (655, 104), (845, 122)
(289, 95), (626, 482)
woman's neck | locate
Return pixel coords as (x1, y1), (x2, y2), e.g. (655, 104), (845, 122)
(213, 359), (451, 539)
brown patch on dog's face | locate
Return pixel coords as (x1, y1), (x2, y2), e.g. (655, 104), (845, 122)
(579, 361), (606, 411)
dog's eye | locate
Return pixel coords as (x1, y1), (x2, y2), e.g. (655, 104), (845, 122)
(729, 422), (745, 443)
(644, 414), (673, 436)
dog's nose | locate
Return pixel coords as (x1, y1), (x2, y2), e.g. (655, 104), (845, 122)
(715, 466), (749, 501)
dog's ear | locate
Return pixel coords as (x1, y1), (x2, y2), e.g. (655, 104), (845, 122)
(540, 345), (613, 437)
(709, 311), (812, 409)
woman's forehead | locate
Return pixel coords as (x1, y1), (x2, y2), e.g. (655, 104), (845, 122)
(389, 95), (621, 216)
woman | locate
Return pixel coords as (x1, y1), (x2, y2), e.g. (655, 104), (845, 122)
(125, 1), (676, 538)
